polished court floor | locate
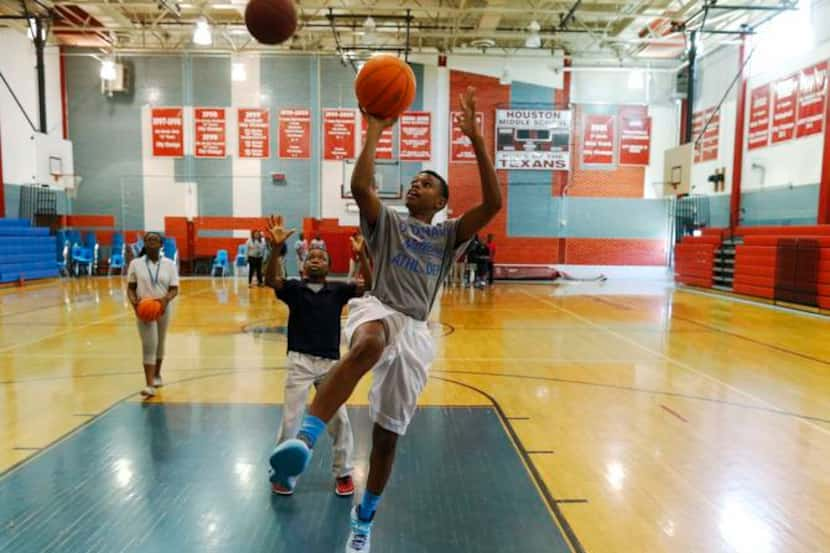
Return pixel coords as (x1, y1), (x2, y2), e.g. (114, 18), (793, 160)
(1, 276), (830, 552)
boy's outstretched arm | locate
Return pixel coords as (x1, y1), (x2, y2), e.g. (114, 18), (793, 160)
(352, 113), (396, 227)
(454, 86), (502, 246)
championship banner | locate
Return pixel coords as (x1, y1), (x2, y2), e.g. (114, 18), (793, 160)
(450, 111), (484, 163)
(701, 108), (719, 162)
(748, 84), (771, 150)
(796, 61), (828, 138)
(151, 107), (184, 158)
(238, 108), (269, 159)
(692, 110), (705, 162)
(360, 116), (394, 160)
(772, 73), (798, 143)
(323, 109), (356, 161)
(278, 108), (311, 159)
(581, 113), (615, 166)
(495, 109), (571, 171)
(618, 106), (650, 166)
(194, 108), (226, 158)
(399, 111), (432, 161)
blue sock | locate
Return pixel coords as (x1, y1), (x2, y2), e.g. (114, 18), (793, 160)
(296, 415), (326, 448)
(358, 491), (381, 521)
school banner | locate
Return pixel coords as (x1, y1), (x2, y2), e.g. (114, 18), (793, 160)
(194, 108), (226, 158)
(399, 111), (432, 161)
(323, 109), (356, 160)
(151, 107), (184, 158)
(796, 61), (828, 138)
(494, 109), (571, 171)
(748, 85), (771, 150)
(238, 108), (269, 159)
(581, 113), (615, 166)
(618, 106), (650, 166)
(772, 73), (799, 143)
(278, 108), (311, 159)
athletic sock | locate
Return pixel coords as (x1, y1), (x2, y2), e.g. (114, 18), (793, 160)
(296, 414), (326, 448)
(358, 491), (381, 521)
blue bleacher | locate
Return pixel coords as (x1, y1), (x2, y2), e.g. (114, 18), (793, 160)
(0, 219), (59, 284)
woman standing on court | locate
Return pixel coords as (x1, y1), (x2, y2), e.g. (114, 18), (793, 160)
(247, 229), (267, 287)
(126, 232), (179, 398)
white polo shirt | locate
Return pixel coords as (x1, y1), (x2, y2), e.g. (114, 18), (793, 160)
(127, 255), (180, 300)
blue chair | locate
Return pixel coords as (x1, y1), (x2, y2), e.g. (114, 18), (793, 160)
(108, 233), (125, 275)
(212, 249), (230, 277)
(235, 244), (248, 269)
(83, 232), (99, 272)
(71, 244), (93, 276)
(163, 237), (178, 263)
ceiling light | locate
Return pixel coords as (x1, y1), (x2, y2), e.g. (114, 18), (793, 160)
(362, 16), (376, 45)
(100, 59), (117, 81)
(26, 17), (45, 42)
(231, 62), (246, 81)
(500, 67), (512, 85)
(525, 20), (542, 49)
(193, 18), (212, 46)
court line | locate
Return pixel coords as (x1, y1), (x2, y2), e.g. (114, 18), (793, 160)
(660, 404), (688, 423)
(518, 288), (830, 436)
(584, 294), (830, 367)
(0, 288), (214, 355)
(431, 375), (584, 553)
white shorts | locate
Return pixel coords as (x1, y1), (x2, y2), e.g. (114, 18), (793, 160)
(344, 295), (435, 435)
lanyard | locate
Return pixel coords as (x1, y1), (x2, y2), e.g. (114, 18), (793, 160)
(145, 257), (162, 288)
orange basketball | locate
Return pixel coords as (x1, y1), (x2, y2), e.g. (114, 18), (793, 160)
(244, 0), (297, 45)
(137, 298), (163, 322)
(354, 55), (417, 120)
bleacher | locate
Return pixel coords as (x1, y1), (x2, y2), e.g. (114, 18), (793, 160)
(0, 219), (59, 284)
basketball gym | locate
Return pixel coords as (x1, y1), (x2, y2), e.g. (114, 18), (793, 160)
(1, 0), (830, 552)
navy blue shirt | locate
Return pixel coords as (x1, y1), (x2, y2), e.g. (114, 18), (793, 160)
(276, 280), (359, 360)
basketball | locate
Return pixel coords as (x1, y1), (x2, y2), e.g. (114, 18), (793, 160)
(244, 0), (297, 45)
(137, 298), (163, 322)
(354, 55), (417, 120)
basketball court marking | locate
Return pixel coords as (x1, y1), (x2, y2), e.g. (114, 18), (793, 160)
(0, 286), (213, 354)
(518, 288), (830, 436)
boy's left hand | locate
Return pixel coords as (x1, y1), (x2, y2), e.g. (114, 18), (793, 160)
(457, 86), (480, 140)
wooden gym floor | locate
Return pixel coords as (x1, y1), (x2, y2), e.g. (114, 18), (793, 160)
(1, 276), (829, 552)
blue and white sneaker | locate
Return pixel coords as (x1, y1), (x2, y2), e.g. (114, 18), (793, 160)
(345, 506), (373, 552)
(269, 438), (312, 483)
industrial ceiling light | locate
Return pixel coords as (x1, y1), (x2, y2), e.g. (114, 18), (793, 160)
(500, 66), (512, 85)
(525, 20), (542, 49)
(362, 16), (377, 45)
(100, 58), (117, 81)
(26, 17), (45, 41)
(193, 18), (212, 46)
(231, 62), (246, 82)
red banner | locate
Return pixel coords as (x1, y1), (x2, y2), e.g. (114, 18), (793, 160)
(692, 110), (704, 162)
(194, 108), (226, 158)
(701, 108), (719, 162)
(796, 61), (828, 138)
(323, 109), (356, 160)
(151, 107), (184, 158)
(450, 111), (484, 163)
(360, 116), (394, 159)
(581, 113), (615, 165)
(237, 108), (269, 159)
(278, 108), (311, 159)
(399, 111), (432, 161)
(772, 73), (798, 143)
(748, 84), (771, 150)
(618, 106), (650, 166)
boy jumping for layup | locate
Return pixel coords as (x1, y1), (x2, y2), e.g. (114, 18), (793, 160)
(270, 87), (501, 552)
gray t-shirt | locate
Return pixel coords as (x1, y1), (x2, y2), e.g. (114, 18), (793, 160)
(362, 205), (465, 321)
